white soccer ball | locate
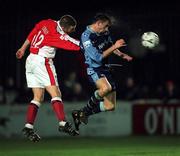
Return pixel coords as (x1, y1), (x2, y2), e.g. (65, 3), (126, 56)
(141, 32), (159, 49)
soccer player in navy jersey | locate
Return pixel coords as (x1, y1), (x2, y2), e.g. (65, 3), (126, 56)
(72, 13), (133, 131)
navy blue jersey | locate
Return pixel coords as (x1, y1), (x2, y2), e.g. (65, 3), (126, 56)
(80, 26), (113, 75)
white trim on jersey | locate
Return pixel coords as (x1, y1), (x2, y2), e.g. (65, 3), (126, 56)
(57, 21), (65, 35)
(56, 21), (80, 46)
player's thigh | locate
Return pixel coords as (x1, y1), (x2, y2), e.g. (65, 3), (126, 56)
(32, 88), (45, 102)
(104, 91), (116, 109)
(45, 85), (61, 98)
(36, 61), (59, 87)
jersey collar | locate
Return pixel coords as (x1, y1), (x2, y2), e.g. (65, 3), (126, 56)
(57, 21), (65, 35)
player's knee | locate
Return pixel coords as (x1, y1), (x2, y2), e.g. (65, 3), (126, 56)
(101, 85), (112, 95)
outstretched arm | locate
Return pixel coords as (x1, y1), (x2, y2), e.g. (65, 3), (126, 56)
(113, 49), (133, 62)
(45, 33), (80, 51)
(16, 39), (30, 59)
(102, 39), (126, 59)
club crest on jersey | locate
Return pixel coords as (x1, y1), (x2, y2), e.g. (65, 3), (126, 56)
(42, 26), (49, 34)
(83, 40), (91, 48)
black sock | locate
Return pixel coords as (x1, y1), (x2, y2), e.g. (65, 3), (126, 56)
(82, 95), (102, 116)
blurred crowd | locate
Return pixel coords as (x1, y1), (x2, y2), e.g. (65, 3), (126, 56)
(0, 74), (179, 105)
(117, 77), (180, 103)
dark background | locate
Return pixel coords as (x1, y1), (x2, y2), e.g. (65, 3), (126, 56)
(0, 0), (180, 102)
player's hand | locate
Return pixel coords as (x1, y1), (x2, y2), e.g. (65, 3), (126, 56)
(16, 49), (25, 59)
(122, 54), (133, 62)
(114, 39), (126, 49)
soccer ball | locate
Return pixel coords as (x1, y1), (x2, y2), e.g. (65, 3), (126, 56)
(141, 32), (159, 49)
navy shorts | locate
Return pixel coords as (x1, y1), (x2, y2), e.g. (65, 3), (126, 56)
(88, 67), (116, 91)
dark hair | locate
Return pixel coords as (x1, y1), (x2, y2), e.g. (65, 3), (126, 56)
(92, 13), (112, 25)
(59, 15), (77, 28)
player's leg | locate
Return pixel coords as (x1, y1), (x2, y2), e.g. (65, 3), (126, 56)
(22, 88), (44, 142)
(103, 91), (116, 111)
(98, 70), (116, 111)
(42, 57), (78, 136)
(72, 77), (112, 130)
(84, 90), (116, 115)
(46, 85), (79, 136)
(82, 77), (111, 116)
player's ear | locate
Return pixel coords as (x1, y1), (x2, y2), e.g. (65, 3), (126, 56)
(61, 26), (67, 33)
(96, 21), (102, 26)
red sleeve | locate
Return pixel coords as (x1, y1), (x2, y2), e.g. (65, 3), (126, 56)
(27, 24), (39, 42)
(44, 33), (80, 51)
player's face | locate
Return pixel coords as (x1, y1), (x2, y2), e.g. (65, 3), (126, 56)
(63, 25), (76, 34)
(97, 21), (110, 33)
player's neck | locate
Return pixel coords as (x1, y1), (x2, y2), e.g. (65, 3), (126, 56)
(89, 24), (98, 33)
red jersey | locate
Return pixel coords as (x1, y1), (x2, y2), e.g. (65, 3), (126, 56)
(27, 19), (80, 58)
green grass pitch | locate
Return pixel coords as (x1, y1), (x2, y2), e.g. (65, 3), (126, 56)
(0, 136), (180, 156)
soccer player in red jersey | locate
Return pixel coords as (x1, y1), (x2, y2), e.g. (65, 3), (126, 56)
(16, 15), (80, 142)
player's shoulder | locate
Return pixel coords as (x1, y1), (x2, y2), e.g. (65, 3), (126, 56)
(81, 27), (94, 40)
(82, 29), (90, 37)
(39, 18), (57, 24)
(38, 19), (57, 31)
(38, 19), (56, 26)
